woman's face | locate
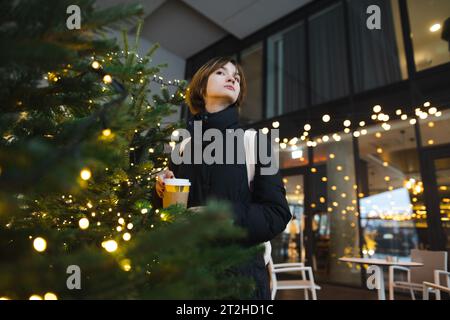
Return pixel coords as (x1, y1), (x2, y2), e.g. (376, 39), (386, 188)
(204, 61), (241, 106)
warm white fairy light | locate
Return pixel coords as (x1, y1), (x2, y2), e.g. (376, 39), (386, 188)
(102, 74), (112, 84)
(353, 131), (360, 137)
(44, 292), (58, 300)
(102, 240), (118, 253)
(272, 121), (280, 128)
(118, 218), (125, 225)
(322, 135), (329, 142)
(304, 124), (311, 131)
(102, 129), (111, 137)
(435, 111), (442, 117)
(395, 109), (402, 115)
(343, 120), (351, 127)
(409, 118), (417, 125)
(262, 127), (269, 135)
(344, 128), (351, 133)
(373, 105), (382, 113)
(401, 114), (408, 120)
(359, 121), (366, 127)
(91, 61), (101, 69)
(78, 218), (89, 230)
(322, 114), (331, 122)
(123, 233), (131, 241)
(80, 168), (91, 181)
(428, 107), (437, 115)
(33, 237), (47, 252)
(127, 223), (133, 230)
(29, 295), (43, 300)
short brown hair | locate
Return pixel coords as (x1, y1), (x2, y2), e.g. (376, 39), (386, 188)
(185, 57), (247, 115)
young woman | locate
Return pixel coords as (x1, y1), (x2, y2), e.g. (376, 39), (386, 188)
(154, 57), (291, 299)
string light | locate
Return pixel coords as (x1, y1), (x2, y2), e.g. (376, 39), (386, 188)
(102, 240), (118, 253)
(29, 295), (43, 300)
(343, 120), (351, 127)
(373, 105), (382, 113)
(102, 74), (112, 84)
(322, 114), (331, 122)
(123, 233), (131, 241)
(304, 124), (311, 131)
(44, 293), (58, 300)
(91, 61), (101, 69)
(272, 121), (280, 128)
(102, 129), (111, 137)
(80, 168), (91, 180)
(78, 218), (89, 230)
(33, 237), (47, 252)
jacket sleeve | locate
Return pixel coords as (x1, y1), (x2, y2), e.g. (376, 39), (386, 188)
(231, 132), (292, 246)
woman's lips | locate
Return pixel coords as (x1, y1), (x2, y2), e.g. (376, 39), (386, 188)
(224, 85), (235, 91)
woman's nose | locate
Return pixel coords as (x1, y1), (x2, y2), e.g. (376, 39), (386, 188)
(226, 77), (235, 84)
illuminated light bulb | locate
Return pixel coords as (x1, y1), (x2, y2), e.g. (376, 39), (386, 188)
(120, 259), (131, 272)
(409, 119), (417, 125)
(332, 134), (341, 141)
(80, 168), (91, 180)
(91, 61), (101, 69)
(344, 176), (350, 181)
(322, 177), (328, 182)
(329, 153), (335, 159)
(344, 128), (351, 133)
(172, 130), (179, 137)
(283, 138), (288, 143)
(419, 112), (428, 120)
(361, 129), (367, 135)
(359, 121), (366, 127)
(428, 107), (437, 115)
(141, 208), (148, 214)
(430, 24), (441, 33)
(78, 218), (89, 230)
(373, 105), (382, 113)
(304, 124), (311, 131)
(275, 137), (280, 143)
(311, 168), (317, 173)
(383, 162), (389, 167)
(262, 127), (269, 135)
(44, 293), (58, 300)
(127, 223), (133, 230)
(435, 111), (442, 117)
(343, 120), (351, 127)
(337, 165), (343, 171)
(148, 148), (154, 153)
(322, 114), (331, 122)
(102, 240), (118, 253)
(123, 233), (131, 241)
(322, 135), (329, 142)
(29, 295), (43, 300)
(280, 143), (287, 149)
(423, 101), (431, 107)
(272, 121), (280, 128)
(428, 122), (435, 128)
(320, 197), (326, 203)
(401, 114), (408, 120)
(377, 148), (383, 154)
(371, 114), (377, 120)
(102, 74), (113, 84)
(377, 113), (384, 121)
(395, 109), (402, 115)
(428, 140), (434, 145)
(33, 237), (47, 252)
(118, 218), (125, 225)
(353, 131), (360, 137)
(303, 131), (309, 137)
(384, 176), (391, 182)
(331, 185), (337, 191)
(382, 123), (391, 131)
(116, 226), (122, 232)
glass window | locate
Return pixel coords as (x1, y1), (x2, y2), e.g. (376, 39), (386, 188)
(419, 106), (449, 146)
(347, 0), (408, 93)
(309, 3), (350, 105)
(272, 174), (305, 264)
(239, 43), (263, 125)
(279, 139), (309, 169)
(407, 0), (450, 71)
(267, 22), (308, 118)
(357, 119), (426, 259)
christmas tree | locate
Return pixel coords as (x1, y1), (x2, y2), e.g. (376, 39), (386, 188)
(0, 0), (256, 299)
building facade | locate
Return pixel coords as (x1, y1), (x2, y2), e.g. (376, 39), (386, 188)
(184, 0), (450, 286)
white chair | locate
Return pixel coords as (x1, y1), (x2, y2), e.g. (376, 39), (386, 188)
(423, 271), (450, 300)
(269, 257), (321, 300)
(388, 249), (448, 300)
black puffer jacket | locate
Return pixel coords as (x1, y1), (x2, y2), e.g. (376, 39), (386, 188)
(153, 104), (291, 299)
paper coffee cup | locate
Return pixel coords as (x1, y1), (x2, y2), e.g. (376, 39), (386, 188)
(163, 178), (191, 208)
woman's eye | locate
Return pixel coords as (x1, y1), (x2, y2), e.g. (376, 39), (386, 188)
(216, 71), (223, 75)
(235, 78), (240, 83)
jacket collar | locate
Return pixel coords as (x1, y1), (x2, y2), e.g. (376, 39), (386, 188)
(187, 103), (240, 133)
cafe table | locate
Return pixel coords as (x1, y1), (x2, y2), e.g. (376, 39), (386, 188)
(339, 257), (424, 300)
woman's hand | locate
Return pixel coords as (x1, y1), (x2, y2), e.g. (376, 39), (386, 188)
(156, 169), (175, 198)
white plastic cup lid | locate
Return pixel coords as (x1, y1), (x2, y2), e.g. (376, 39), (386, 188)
(164, 178), (191, 186)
